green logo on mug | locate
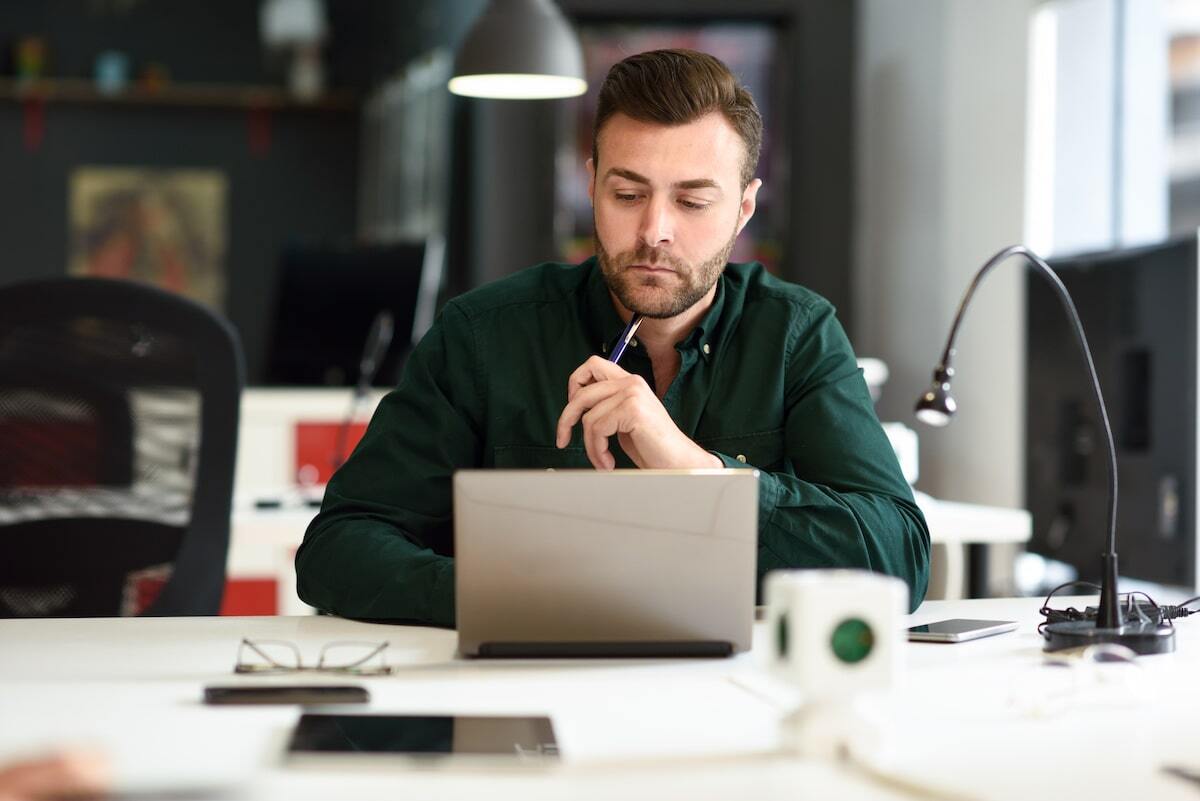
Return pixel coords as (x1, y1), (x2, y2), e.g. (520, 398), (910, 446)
(830, 618), (873, 664)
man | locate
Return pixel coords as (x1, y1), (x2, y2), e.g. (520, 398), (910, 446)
(296, 49), (930, 625)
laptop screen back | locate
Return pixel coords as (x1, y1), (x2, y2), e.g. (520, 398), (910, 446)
(453, 469), (758, 657)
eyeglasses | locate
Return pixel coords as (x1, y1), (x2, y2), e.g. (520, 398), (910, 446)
(235, 638), (393, 676)
(1043, 642), (1140, 667)
(1004, 642), (1147, 719)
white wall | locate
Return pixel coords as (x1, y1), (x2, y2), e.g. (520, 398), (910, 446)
(1025, 0), (1168, 256)
(855, 0), (1033, 507)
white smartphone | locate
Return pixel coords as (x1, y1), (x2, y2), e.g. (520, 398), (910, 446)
(906, 618), (1018, 643)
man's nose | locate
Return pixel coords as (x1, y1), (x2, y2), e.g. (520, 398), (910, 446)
(638, 197), (674, 247)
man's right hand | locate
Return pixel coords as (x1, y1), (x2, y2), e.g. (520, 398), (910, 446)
(555, 356), (721, 471)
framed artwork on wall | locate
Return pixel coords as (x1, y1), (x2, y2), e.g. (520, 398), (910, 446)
(68, 167), (228, 311)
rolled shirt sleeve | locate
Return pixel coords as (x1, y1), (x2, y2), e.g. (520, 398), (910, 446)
(710, 301), (930, 611)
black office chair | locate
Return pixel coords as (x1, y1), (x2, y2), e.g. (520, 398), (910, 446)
(0, 277), (244, 617)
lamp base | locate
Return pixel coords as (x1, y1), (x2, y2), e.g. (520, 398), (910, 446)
(1043, 619), (1175, 655)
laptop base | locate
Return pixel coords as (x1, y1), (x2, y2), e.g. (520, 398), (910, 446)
(471, 640), (734, 659)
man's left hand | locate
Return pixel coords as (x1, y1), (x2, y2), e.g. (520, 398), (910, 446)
(555, 356), (722, 471)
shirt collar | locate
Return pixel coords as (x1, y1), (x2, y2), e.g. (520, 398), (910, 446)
(582, 256), (729, 356)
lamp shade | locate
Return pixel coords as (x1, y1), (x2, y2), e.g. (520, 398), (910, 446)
(914, 365), (956, 426)
(914, 385), (956, 427)
(449, 0), (587, 100)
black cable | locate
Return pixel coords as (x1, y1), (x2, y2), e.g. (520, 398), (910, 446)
(1038, 581), (1101, 633)
(1124, 592), (1156, 625)
(1036, 583), (1199, 631)
(1039, 580), (1100, 615)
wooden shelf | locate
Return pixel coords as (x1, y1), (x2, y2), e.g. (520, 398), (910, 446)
(0, 78), (358, 112)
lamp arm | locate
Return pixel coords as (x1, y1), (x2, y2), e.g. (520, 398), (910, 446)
(933, 245), (1118, 562)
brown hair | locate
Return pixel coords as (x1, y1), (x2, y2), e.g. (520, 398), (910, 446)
(592, 48), (763, 189)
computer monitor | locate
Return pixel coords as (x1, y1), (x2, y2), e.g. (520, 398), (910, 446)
(1026, 232), (1200, 590)
(264, 238), (443, 387)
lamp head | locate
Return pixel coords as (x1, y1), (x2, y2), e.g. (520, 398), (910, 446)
(914, 367), (956, 427)
(449, 0), (587, 100)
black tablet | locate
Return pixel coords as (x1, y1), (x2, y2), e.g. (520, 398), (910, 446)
(287, 713), (559, 762)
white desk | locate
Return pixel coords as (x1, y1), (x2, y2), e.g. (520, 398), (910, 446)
(2, 597), (1197, 800)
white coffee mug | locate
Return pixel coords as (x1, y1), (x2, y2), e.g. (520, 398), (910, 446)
(765, 569), (907, 700)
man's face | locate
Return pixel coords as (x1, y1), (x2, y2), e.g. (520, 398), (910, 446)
(588, 111), (761, 320)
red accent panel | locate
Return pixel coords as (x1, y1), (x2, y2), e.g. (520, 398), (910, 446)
(220, 578), (278, 616)
(122, 564), (172, 616)
(0, 420), (101, 485)
(294, 422), (368, 486)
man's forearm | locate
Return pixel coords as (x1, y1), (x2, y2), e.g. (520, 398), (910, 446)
(724, 464), (930, 611)
(296, 520), (456, 626)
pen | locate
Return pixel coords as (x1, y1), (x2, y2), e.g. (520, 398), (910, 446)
(609, 314), (643, 364)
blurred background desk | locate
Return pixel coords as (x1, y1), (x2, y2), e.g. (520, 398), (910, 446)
(226, 389), (1030, 615)
(916, 492), (1031, 601)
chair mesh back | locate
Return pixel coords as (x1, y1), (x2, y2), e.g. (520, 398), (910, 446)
(0, 310), (205, 616)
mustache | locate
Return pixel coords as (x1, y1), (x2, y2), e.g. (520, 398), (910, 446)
(615, 243), (687, 272)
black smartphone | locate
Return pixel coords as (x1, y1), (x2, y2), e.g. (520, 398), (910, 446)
(203, 685), (369, 705)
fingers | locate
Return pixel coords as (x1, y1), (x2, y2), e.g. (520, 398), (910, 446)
(566, 355), (629, 403)
(556, 377), (623, 449)
(580, 392), (631, 470)
(555, 373), (649, 457)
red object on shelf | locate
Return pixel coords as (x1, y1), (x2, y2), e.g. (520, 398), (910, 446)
(220, 578), (278, 616)
(294, 421), (368, 486)
(23, 96), (44, 152)
(247, 105), (272, 156)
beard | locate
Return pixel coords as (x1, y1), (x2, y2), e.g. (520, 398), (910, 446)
(594, 225), (738, 319)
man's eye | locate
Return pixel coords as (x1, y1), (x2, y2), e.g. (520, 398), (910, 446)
(615, 193), (641, 203)
(679, 199), (710, 211)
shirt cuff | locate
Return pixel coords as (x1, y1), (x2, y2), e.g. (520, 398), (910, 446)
(709, 451), (780, 528)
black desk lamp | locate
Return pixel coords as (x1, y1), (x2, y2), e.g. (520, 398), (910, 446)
(332, 309), (393, 472)
(914, 244), (1174, 654)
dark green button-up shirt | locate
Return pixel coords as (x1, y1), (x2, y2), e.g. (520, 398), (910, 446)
(296, 258), (930, 625)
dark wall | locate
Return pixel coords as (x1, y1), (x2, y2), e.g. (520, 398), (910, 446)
(0, 1), (404, 383)
(0, 101), (360, 384)
(0, 0), (493, 384)
(1, 1), (856, 379)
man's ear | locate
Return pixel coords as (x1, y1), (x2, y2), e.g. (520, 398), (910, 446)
(586, 158), (596, 205)
(735, 178), (762, 236)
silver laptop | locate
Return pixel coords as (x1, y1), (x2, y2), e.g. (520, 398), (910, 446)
(453, 469), (758, 658)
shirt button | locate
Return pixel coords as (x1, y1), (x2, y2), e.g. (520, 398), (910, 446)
(702, 343), (711, 355)
(630, 338), (639, 348)
(736, 454), (747, 463)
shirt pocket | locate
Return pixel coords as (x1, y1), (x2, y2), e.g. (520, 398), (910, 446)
(698, 429), (786, 470)
(492, 444), (594, 470)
